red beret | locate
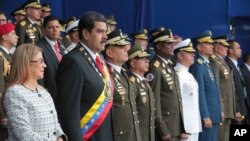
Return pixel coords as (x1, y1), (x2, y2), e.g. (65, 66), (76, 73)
(0, 23), (16, 36)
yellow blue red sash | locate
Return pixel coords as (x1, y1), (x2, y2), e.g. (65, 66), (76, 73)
(80, 58), (113, 141)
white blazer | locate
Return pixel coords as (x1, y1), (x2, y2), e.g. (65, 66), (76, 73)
(4, 84), (66, 141)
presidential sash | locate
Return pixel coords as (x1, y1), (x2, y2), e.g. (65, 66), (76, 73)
(79, 46), (113, 141)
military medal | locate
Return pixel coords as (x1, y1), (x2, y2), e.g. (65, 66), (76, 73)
(169, 84), (173, 90)
(142, 96), (147, 103)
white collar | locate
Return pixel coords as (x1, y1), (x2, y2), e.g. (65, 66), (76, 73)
(200, 55), (210, 64)
(228, 57), (238, 67)
(80, 41), (97, 60)
(244, 63), (250, 71)
(132, 72), (145, 81)
(45, 36), (57, 49)
(0, 45), (10, 54)
(174, 62), (189, 71)
(107, 61), (122, 74)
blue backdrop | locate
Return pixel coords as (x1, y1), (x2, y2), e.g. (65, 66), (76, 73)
(1, 0), (250, 52)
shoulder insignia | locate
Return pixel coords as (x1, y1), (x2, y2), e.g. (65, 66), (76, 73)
(154, 60), (160, 68)
(129, 76), (136, 83)
(210, 54), (216, 59)
(20, 21), (26, 26)
(197, 58), (203, 64)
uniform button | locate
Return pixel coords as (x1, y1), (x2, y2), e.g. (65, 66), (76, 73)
(53, 132), (56, 135)
(50, 110), (53, 114)
(38, 94), (42, 97)
(120, 131), (123, 134)
(167, 112), (170, 115)
(138, 121), (140, 124)
(133, 112), (136, 115)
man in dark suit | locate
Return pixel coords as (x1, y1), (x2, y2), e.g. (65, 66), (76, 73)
(240, 51), (250, 123)
(37, 15), (64, 105)
(0, 23), (18, 141)
(102, 29), (142, 141)
(147, 29), (186, 141)
(127, 44), (155, 141)
(56, 11), (114, 141)
(15, 0), (43, 46)
(209, 35), (236, 141)
(190, 30), (221, 141)
(226, 40), (248, 125)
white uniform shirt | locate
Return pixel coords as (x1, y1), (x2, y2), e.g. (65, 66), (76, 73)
(174, 63), (202, 133)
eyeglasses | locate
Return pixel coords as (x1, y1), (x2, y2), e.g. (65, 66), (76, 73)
(31, 58), (45, 64)
(0, 19), (7, 22)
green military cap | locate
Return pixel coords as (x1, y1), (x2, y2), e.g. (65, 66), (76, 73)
(106, 15), (117, 25)
(173, 38), (196, 54)
(42, 3), (51, 12)
(24, 0), (42, 9)
(11, 6), (26, 16)
(106, 29), (130, 46)
(149, 27), (165, 37)
(133, 29), (148, 40)
(150, 28), (176, 43)
(192, 30), (214, 45)
(213, 35), (229, 47)
(128, 44), (150, 59)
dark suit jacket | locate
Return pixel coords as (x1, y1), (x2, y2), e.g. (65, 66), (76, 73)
(225, 57), (248, 116)
(240, 63), (250, 108)
(189, 55), (221, 124)
(148, 56), (183, 139)
(56, 45), (113, 141)
(37, 37), (64, 104)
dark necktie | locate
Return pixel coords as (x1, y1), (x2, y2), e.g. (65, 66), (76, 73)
(54, 42), (62, 61)
(95, 55), (105, 76)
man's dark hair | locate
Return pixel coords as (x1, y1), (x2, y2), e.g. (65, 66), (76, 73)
(43, 15), (60, 28)
(78, 11), (106, 39)
(243, 51), (250, 63)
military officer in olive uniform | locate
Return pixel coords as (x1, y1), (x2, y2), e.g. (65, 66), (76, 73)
(190, 30), (221, 141)
(0, 23), (18, 141)
(147, 29), (186, 141)
(127, 44), (155, 141)
(132, 29), (149, 50)
(102, 29), (142, 141)
(15, 0), (43, 46)
(209, 35), (236, 141)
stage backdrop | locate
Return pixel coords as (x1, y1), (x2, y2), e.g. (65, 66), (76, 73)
(1, 0), (250, 51)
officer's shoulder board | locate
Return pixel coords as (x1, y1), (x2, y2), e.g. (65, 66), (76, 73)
(129, 76), (136, 83)
(20, 21), (26, 26)
(153, 60), (160, 68)
(197, 58), (203, 64)
(209, 54), (216, 61)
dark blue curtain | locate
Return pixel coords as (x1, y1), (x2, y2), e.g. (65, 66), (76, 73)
(1, 0), (250, 52)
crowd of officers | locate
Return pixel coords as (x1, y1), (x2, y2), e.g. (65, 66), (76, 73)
(0, 0), (250, 141)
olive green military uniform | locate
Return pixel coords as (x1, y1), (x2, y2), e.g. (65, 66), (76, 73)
(15, 17), (42, 46)
(129, 73), (155, 141)
(148, 56), (183, 141)
(0, 49), (11, 141)
(210, 54), (236, 141)
(109, 66), (142, 141)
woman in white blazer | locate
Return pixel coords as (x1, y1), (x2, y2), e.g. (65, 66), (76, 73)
(4, 44), (67, 141)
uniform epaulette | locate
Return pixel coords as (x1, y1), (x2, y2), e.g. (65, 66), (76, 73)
(129, 76), (136, 83)
(153, 60), (160, 68)
(197, 58), (203, 64)
(20, 21), (26, 26)
(210, 54), (216, 59)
